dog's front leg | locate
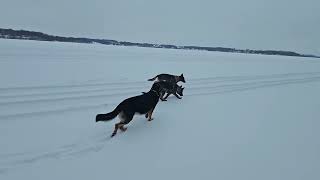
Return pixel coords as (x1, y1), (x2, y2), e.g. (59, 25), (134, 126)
(159, 91), (167, 101)
(147, 108), (155, 121)
(174, 93), (182, 99)
(160, 96), (167, 101)
(162, 93), (170, 100)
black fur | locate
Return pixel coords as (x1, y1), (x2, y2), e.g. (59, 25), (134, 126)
(160, 81), (184, 100)
(146, 81), (184, 101)
(96, 82), (163, 137)
(148, 73), (186, 83)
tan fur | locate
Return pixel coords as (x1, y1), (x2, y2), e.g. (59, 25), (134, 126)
(147, 108), (155, 121)
(174, 76), (179, 83)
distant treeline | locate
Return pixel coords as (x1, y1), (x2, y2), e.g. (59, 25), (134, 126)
(0, 28), (318, 58)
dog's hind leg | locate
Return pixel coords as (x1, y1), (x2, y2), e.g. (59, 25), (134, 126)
(111, 122), (124, 137)
(111, 111), (134, 137)
(119, 125), (127, 132)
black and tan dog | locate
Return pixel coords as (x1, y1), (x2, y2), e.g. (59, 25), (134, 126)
(158, 81), (184, 100)
(148, 73), (186, 83)
(96, 82), (163, 137)
(143, 81), (184, 101)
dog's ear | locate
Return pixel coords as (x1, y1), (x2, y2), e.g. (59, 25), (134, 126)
(181, 73), (186, 83)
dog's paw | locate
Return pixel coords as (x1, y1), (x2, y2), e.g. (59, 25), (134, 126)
(148, 118), (154, 121)
(120, 127), (127, 132)
(111, 132), (116, 137)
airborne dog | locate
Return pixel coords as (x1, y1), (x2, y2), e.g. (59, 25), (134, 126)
(148, 73), (186, 83)
(143, 81), (184, 101)
(158, 81), (184, 101)
(96, 82), (163, 137)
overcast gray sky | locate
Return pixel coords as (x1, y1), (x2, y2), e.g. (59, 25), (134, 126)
(0, 0), (319, 55)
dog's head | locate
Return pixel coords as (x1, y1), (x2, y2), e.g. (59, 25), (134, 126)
(179, 73), (186, 83)
(177, 85), (184, 97)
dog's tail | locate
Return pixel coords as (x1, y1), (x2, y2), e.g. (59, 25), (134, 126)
(148, 75), (157, 81)
(96, 105), (121, 122)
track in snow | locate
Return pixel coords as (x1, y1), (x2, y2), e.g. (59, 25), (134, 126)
(1, 71), (320, 173)
(1, 71), (320, 120)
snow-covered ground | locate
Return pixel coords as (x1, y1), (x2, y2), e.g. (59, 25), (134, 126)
(0, 39), (320, 179)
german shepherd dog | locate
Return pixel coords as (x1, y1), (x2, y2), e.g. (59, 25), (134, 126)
(96, 82), (163, 137)
(148, 73), (186, 83)
(159, 81), (184, 101)
(143, 81), (184, 101)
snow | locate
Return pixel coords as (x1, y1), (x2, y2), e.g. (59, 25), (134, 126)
(0, 39), (320, 179)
